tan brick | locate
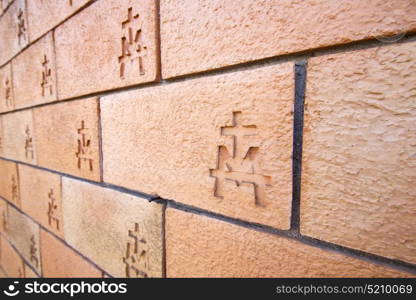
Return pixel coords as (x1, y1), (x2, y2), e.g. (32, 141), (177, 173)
(0, 0), (29, 65)
(101, 64), (293, 229)
(62, 177), (164, 277)
(166, 209), (414, 277)
(0, 235), (25, 277)
(34, 98), (101, 181)
(0, 159), (20, 206)
(12, 32), (57, 110)
(55, 0), (158, 99)
(6, 206), (41, 274)
(27, 0), (92, 42)
(160, 0), (416, 78)
(19, 165), (63, 238)
(0, 63), (15, 113)
(0, 198), (8, 234)
(2, 110), (37, 164)
(301, 42), (416, 264)
(40, 229), (102, 278)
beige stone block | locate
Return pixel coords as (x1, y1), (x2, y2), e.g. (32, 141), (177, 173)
(0, 63), (14, 113)
(0, 159), (20, 206)
(19, 165), (63, 238)
(40, 229), (102, 278)
(27, 0), (93, 42)
(0, 0), (29, 65)
(62, 177), (164, 277)
(166, 209), (414, 277)
(0, 235), (25, 278)
(101, 64), (293, 229)
(161, 0), (416, 78)
(301, 42), (416, 264)
(34, 97), (101, 181)
(12, 32), (57, 110)
(2, 109), (37, 164)
(6, 206), (41, 274)
(55, 0), (159, 99)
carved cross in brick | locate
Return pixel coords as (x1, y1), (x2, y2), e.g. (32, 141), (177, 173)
(118, 7), (147, 78)
(30, 235), (39, 268)
(1, 210), (7, 231)
(41, 55), (53, 97)
(4, 77), (12, 107)
(24, 125), (34, 159)
(122, 223), (149, 278)
(11, 175), (19, 203)
(210, 111), (272, 206)
(17, 9), (26, 45)
(47, 188), (60, 231)
(75, 120), (93, 171)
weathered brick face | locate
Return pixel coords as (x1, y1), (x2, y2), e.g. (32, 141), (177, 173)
(301, 42), (416, 265)
(0, 0), (415, 278)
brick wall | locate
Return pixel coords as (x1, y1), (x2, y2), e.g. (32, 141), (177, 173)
(0, 0), (415, 278)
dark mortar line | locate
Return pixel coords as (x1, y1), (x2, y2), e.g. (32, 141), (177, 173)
(1, 32), (416, 116)
(0, 197), (113, 278)
(291, 61), (307, 231)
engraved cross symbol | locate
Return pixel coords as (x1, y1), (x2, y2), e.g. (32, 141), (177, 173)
(41, 55), (53, 97)
(122, 223), (149, 278)
(47, 189), (60, 231)
(24, 125), (34, 159)
(17, 9), (26, 45)
(75, 120), (93, 171)
(2, 210), (7, 231)
(209, 112), (272, 206)
(30, 235), (39, 268)
(118, 7), (147, 78)
(4, 77), (12, 107)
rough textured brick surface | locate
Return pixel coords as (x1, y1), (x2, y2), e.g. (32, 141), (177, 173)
(40, 229), (102, 278)
(55, 0), (158, 99)
(0, 0), (29, 65)
(2, 109), (37, 164)
(301, 42), (416, 264)
(34, 98), (101, 181)
(24, 264), (39, 278)
(0, 235), (25, 277)
(166, 209), (414, 277)
(0, 63), (14, 113)
(0, 159), (19, 206)
(27, 0), (92, 42)
(12, 32), (57, 110)
(62, 177), (164, 277)
(19, 165), (63, 238)
(102, 64), (293, 229)
(160, 0), (416, 78)
(6, 206), (41, 274)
